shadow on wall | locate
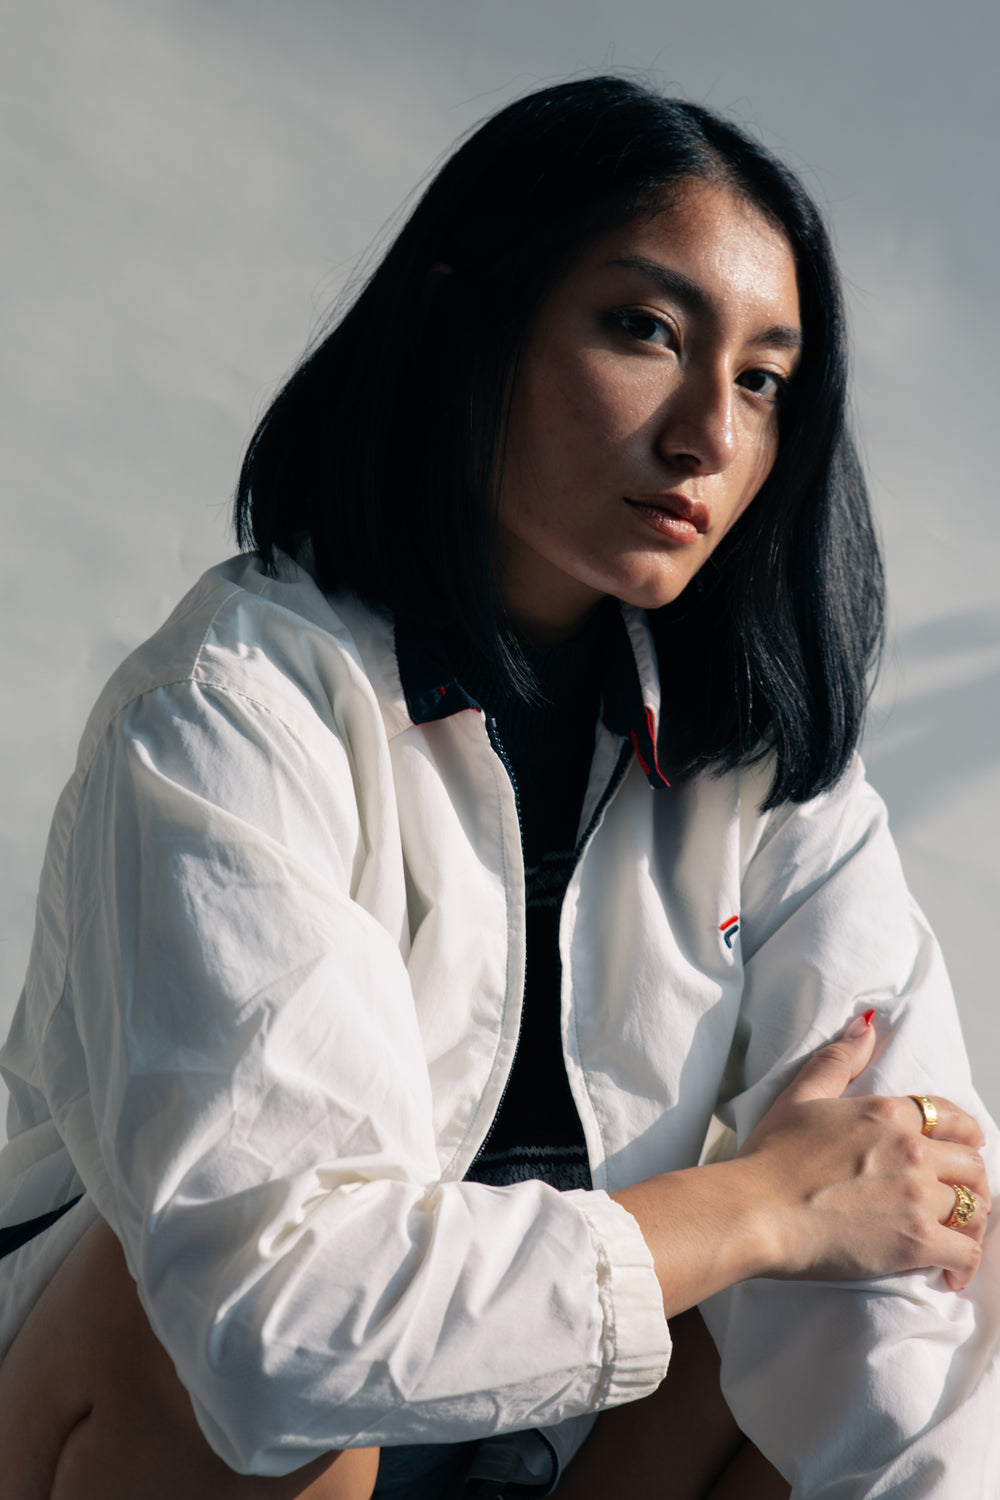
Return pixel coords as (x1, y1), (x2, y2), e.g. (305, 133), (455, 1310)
(865, 609), (1000, 834)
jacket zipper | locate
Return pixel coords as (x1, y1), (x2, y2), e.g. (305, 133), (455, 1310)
(467, 723), (633, 1172)
(574, 740), (632, 859)
(468, 712), (527, 1167)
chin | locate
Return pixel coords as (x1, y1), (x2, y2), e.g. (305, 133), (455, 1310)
(611, 574), (697, 613)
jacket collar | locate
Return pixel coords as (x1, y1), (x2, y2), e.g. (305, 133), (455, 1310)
(393, 606), (670, 791)
(281, 543), (670, 791)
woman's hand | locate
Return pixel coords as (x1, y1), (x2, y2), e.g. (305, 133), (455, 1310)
(734, 1013), (990, 1293)
(610, 1014), (990, 1318)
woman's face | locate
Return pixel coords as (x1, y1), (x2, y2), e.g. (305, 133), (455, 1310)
(496, 178), (802, 640)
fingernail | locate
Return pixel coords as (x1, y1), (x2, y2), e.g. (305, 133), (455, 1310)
(844, 1010), (875, 1039)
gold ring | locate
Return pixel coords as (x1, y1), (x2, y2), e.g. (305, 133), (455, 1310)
(946, 1184), (977, 1228)
(908, 1094), (938, 1137)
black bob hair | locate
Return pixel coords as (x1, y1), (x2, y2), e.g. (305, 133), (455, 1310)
(235, 74), (884, 809)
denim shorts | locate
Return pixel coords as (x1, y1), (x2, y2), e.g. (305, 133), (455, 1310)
(371, 1432), (557, 1498)
(371, 1441), (483, 1498)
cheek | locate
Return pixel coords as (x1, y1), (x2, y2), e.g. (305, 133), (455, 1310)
(581, 356), (660, 439)
(736, 428), (780, 514)
(536, 348), (647, 449)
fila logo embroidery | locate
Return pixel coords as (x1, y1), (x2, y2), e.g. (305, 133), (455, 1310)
(720, 915), (740, 950)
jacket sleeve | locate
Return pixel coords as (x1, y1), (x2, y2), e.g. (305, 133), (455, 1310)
(701, 755), (1000, 1496)
(49, 677), (668, 1475)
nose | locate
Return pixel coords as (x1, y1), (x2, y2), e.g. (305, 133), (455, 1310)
(656, 365), (738, 476)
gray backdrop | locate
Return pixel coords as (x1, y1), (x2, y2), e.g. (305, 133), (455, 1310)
(4, 0), (999, 1134)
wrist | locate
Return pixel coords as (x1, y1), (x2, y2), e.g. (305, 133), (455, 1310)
(609, 1158), (781, 1319)
(697, 1156), (781, 1283)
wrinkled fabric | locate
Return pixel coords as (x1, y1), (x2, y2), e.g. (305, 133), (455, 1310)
(0, 553), (998, 1495)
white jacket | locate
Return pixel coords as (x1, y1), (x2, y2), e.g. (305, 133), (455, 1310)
(1, 553), (998, 1495)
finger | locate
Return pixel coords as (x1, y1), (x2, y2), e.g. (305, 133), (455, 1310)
(940, 1229), (984, 1291)
(923, 1140), (990, 1201)
(937, 1180), (983, 1230)
(908, 1189), (987, 1284)
(909, 1095), (986, 1149)
(920, 1202), (987, 1281)
(935, 1158), (991, 1221)
(783, 1011), (877, 1104)
(937, 1183), (988, 1289)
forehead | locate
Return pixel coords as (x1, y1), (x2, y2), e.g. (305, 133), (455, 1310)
(564, 180), (801, 334)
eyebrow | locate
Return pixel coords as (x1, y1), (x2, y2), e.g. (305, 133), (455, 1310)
(604, 254), (803, 352)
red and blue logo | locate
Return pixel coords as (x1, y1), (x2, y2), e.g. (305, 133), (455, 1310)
(720, 915), (740, 950)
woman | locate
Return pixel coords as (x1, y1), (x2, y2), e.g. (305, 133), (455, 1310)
(0, 76), (996, 1499)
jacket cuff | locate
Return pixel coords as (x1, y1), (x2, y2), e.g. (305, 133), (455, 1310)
(564, 1188), (671, 1405)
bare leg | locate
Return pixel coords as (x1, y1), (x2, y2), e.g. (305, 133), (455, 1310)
(552, 1307), (789, 1500)
(0, 1216), (379, 1500)
(705, 1440), (792, 1500)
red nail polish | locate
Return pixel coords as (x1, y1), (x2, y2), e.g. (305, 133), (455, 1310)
(863, 1008), (875, 1027)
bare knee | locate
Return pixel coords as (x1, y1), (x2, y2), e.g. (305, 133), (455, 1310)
(0, 1216), (379, 1500)
(0, 1219), (116, 1499)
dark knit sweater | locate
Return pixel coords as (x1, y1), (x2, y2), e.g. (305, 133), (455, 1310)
(449, 618), (607, 1193)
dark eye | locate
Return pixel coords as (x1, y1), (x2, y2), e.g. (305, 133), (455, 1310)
(737, 368), (787, 403)
(608, 308), (675, 348)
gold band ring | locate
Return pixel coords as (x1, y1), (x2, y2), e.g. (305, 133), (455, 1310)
(908, 1094), (938, 1137)
(946, 1184), (977, 1229)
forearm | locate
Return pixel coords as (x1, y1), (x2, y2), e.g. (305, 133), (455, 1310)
(610, 1159), (772, 1320)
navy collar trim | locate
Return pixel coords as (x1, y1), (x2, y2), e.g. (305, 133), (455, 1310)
(394, 624), (481, 725)
(394, 612), (670, 790)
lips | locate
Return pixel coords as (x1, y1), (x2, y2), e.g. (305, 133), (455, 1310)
(624, 492), (710, 539)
